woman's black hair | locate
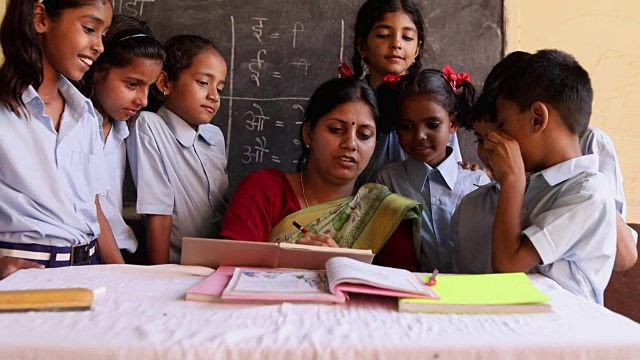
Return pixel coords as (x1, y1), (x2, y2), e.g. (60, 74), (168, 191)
(296, 77), (379, 171)
(0, 0), (113, 117)
(78, 14), (165, 100)
(352, 0), (426, 79)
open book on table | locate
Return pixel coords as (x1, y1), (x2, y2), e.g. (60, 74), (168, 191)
(398, 272), (551, 314)
(186, 256), (438, 304)
(180, 237), (374, 270)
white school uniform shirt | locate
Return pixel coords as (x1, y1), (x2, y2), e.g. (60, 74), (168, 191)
(454, 127), (635, 275)
(127, 106), (229, 263)
(580, 127), (637, 242)
(0, 76), (109, 246)
(98, 113), (137, 252)
(453, 155), (616, 304)
(358, 131), (462, 186)
(376, 147), (489, 272)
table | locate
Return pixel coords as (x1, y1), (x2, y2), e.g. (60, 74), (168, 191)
(0, 265), (639, 359)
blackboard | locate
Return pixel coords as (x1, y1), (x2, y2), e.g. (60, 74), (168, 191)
(115, 0), (502, 189)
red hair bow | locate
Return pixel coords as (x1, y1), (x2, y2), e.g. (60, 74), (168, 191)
(442, 65), (471, 93)
(338, 62), (354, 78)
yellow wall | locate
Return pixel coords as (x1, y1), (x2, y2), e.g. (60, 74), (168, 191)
(505, 0), (640, 222)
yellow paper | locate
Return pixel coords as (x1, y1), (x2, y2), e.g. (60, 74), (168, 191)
(399, 273), (550, 314)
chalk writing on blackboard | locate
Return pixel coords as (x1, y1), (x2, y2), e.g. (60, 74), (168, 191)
(223, 14), (346, 176)
(114, 0), (502, 197)
(114, 0), (155, 17)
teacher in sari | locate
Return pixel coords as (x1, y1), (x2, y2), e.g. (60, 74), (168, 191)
(220, 77), (422, 270)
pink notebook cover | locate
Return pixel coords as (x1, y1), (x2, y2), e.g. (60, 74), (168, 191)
(186, 266), (235, 303)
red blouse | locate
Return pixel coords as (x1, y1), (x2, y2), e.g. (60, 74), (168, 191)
(220, 169), (418, 271)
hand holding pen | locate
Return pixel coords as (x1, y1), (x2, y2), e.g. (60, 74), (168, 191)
(292, 221), (339, 248)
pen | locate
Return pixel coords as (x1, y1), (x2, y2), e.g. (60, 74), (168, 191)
(427, 269), (439, 287)
(292, 221), (309, 234)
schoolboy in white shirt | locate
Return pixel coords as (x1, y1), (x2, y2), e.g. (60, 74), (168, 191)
(464, 49), (617, 304)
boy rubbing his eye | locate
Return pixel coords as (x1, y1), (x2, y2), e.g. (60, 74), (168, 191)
(476, 49), (616, 305)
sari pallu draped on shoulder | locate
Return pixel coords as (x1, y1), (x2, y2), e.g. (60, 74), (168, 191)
(269, 183), (423, 255)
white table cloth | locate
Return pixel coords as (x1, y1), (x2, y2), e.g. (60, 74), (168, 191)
(0, 264), (639, 359)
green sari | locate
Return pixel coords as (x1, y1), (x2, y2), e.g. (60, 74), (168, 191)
(269, 183), (422, 254)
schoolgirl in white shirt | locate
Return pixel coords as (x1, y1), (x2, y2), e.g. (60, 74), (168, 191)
(127, 35), (229, 264)
(0, 0), (123, 279)
(78, 14), (164, 259)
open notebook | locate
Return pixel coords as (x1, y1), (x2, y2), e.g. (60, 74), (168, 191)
(187, 256), (438, 304)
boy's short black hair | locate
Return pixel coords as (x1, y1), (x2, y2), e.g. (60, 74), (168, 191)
(497, 49), (593, 136)
(464, 89), (496, 130)
(463, 51), (531, 130)
(482, 51), (531, 93)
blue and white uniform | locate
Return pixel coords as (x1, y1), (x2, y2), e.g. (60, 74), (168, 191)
(377, 147), (489, 272)
(98, 113), (137, 253)
(0, 76), (109, 266)
(127, 106), (229, 263)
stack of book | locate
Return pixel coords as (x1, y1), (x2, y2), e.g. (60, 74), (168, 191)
(183, 239), (551, 314)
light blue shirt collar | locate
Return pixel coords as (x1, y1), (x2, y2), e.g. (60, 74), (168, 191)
(405, 147), (459, 192)
(531, 154), (599, 186)
(58, 76), (96, 119)
(112, 117), (130, 139)
(157, 106), (220, 148)
(197, 124), (223, 147)
(157, 106), (196, 147)
(97, 112), (130, 143)
(21, 76), (96, 123)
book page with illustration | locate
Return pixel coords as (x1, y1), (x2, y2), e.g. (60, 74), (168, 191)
(229, 268), (328, 294)
(326, 257), (437, 298)
(220, 257), (438, 303)
(222, 268), (344, 303)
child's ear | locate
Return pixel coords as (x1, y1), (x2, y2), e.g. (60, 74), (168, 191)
(33, 3), (48, 33)
(356, 37), (368, 58)
(450, 114), (459, 134)
(529, 101), (549, 135)
(155, 71), (171, 96)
